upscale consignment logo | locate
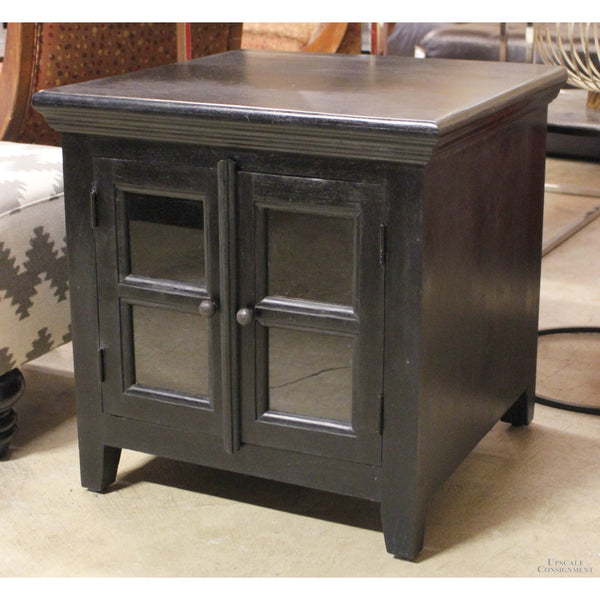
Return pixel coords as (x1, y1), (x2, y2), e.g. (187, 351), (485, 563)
(537, 558), (593, 574)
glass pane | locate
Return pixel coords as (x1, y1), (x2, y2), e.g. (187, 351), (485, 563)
(126, 192), (205, 286)
(267, 210), (354, 305)
(268, 327), (353, 423)
(132, 305), (209, 398)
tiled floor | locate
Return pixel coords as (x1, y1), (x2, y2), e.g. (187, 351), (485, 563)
(1, 156), (599, 579)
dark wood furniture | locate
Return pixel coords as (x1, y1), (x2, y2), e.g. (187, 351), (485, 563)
(33, 50), (565, 559)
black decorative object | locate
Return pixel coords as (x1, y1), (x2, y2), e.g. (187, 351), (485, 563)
(0, 369), (25, 457)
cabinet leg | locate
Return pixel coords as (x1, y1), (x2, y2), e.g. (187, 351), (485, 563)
(0, 369), (25, 458)
(79, 443), (121, 492)
(501, 388), (534, 426)
(380, 496), (427, 560)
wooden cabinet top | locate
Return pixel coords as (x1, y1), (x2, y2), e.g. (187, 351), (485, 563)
(33, 50), (566, 163)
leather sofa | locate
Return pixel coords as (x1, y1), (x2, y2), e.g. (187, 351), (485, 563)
(388, 23), (538, 62)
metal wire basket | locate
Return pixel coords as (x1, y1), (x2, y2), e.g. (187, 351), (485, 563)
(534, 22), (600, 109)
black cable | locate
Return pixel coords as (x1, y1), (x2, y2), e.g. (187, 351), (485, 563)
(535, 327), (600, 415)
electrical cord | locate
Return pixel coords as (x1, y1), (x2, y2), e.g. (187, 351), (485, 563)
(535, 327), (600, 415)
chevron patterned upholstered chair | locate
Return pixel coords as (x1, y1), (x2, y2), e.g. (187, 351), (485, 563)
(0, 141), (70, 457)
(0, 22), (244, 457)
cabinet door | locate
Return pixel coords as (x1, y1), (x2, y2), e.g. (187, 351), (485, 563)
(236, 172), (385, 465)
(93, 159), (222, 434)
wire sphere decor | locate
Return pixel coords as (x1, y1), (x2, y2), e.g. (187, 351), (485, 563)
(534, 22), (600, 109)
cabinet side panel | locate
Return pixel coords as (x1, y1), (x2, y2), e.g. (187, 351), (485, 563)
(61, 135), (115, 487)
(419, 107), (548, 486)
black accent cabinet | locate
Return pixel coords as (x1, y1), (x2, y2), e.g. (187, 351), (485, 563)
(33, 50), (566, 560)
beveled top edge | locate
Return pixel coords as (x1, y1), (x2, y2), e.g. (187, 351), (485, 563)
(32, 51), (566, 163)
(33, 50), (566, 134)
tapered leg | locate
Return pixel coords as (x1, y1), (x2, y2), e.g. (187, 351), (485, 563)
(501, 388), (534, 427)
(0, 369), (25, 458)
(380, 494), (428, 560)
(79, 442), (122, 492)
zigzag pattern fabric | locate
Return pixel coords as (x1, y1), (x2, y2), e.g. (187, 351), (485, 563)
(0, 142), (71, 374)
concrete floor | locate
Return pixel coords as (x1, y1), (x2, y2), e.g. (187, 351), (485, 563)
(1, 156), (599, 579)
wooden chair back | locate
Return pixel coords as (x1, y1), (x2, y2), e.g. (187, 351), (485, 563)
(0, 23), (242, 145)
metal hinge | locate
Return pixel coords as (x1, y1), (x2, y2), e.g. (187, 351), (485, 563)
(379, 224), (387, 266)
(90, 185), (99, 229)
(98, 347), (106, 383)
(378, 393), (384, 434)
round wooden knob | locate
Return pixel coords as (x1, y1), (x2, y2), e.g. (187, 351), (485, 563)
(236, 307), (254, 326)
(199, 299), (217, 317)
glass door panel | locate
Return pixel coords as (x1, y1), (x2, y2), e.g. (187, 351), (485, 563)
(126, 192), (206, 286)
(267, 209), (354, 306)
(131, 304), (210, 399)
(267, 327), (354, 423)
(238, 171), (385, 465)
(94, 158), (221, 434)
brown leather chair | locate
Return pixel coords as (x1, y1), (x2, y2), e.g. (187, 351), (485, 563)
(0, 23), (243, 146)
